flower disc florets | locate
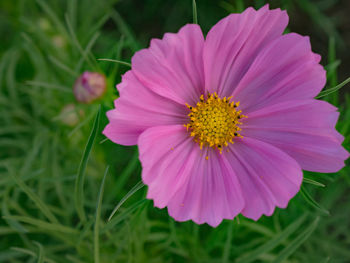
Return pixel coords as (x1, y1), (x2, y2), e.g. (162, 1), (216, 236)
(185, 92), (246, 153)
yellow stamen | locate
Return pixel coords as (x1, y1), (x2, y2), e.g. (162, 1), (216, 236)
(185, 93), (246, 153)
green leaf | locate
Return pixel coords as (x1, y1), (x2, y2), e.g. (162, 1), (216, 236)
(273, 217), (320, 263)
(303, 177), (325, 187)
(75, 31), (101, 72)
(104, 199), (148, 232)
(7, 165), (59, 224)
(86, 13), (111, 41)
(240, 220), (275, 237)
(48, 55), (78, 78)
(300, 185), (329, 215)
(94, 166), (109, 263)
(107, 180), (145, 222)
(77, 218), (94, 246)
(236, 214), (307, 263)
(192, 0), (198, 24)
(68, 109), (95, 138)
(11, 247), (55, 263)
(316, 76), (350, 98)
(74, 105), (101, 222)
(327, 37), (338, 95)
(106, 150), (139, 201)
(325, 60), (341, 74)
(3, 216), (78, 234)
(26, 81), (71, 93)
(65, 14), (98, 71)
(110, 11), (140, 52)
(2, 189), (28, 233)
(222, 220), (234, 263)
(97, 58), (131, 67)
(33, 241), (44, 263)
(36, 0), (69, 38)
(5, 50), (19, 102)
(0, 227), (17, 235)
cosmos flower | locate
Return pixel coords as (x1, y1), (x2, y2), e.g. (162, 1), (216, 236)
(73, 71), (106, 103)
(103, 5), (349, 227)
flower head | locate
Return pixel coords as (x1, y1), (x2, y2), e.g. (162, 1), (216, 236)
(73, 71), (106, 103)
(103, 5), (349, 227)
(185, 93), (246, 153)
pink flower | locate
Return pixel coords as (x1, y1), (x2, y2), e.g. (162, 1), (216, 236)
(103, 5), (349, 227)
(74, 72), (106, 103)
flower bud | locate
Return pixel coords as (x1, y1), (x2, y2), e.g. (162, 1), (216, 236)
(59, 104), (83, 126)
(73, 72), (106, 103)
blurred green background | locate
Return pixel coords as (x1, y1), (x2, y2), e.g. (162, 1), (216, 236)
(0, 0), (349, 262)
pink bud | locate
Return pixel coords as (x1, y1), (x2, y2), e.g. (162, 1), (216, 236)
(73, 72), (106, 103)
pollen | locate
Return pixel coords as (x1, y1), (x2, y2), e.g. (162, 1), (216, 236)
(184, 92), (246, 153)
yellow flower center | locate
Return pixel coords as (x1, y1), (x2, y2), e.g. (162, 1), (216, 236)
(185, 93), (246, 153)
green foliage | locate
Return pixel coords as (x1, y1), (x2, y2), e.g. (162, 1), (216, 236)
(94, 166), (109, 263)
(74, 105), (101, 223)
(0, 0), (349, 262)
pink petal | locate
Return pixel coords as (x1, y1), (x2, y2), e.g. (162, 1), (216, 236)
(233, 33), (326, 114)
(203, 5), (288, 97)
(103, 71), (187, 145)
(225, 137), (303, 220)
(138, 125), (244, 227)
(242, 100), (349, 173)
(132, 24), (205, 105)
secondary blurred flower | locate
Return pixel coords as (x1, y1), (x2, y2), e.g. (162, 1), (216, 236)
(103, 5), (349, 227)
(73, 72), (106, 103)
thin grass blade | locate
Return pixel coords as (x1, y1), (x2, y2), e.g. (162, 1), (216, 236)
(26, 81), (71, 93)
(300, 185), (329, 215)
(222, 220), (234, 263)
(325, 60), (341, 73)
(97, 58), (131, 67)
(106, 150), (139, 201)
(2, 190), (28, 233)
(75, 31), (101, 72)
(110, 11), (140, 52)
(11, 247), (55, 263)
(48, 55), (78, 78)
(107, 180), (145, 222)
(7, 166), (59, 224)
(36, 0), (69, 38)
(104, 199), (148, 232)
(316, 76), (350, 98)
(68, 109), (95, 138)
(65, 14), (99, 70)
(94, 166), (109, 263)
(236, 214), (307, 263)
(240, 220), (275, 237)
(3, 215), (78, 234)
(33, 241), (44, 263)
(74, 105), (101, 222)
(303, 177), (325, 187)
(192, 0), (198, 24)
(273, 217), (320, 263)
